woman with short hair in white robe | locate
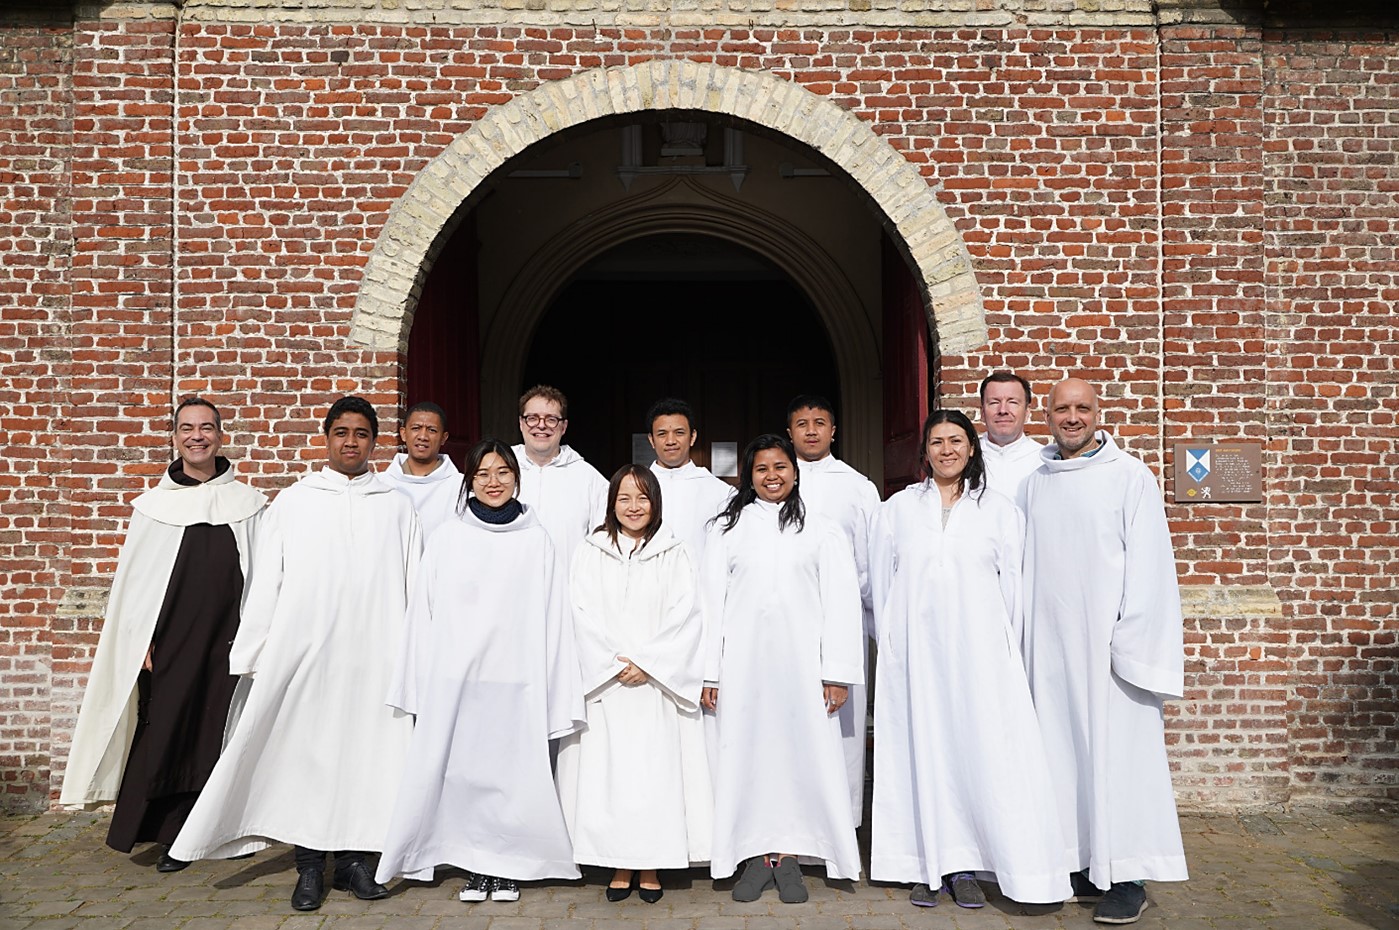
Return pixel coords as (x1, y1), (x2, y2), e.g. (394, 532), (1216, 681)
(555, 464), (712, 904)
(699, 434), (864, 904)
(869, 410), (1071, 908)
(375, 439), (585, 904)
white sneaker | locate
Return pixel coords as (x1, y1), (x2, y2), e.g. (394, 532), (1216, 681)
(491, 877), (521, 902)
(458, 872), (490, 902)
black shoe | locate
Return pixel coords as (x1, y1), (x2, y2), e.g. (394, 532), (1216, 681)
(944, 872), (987, 908)
(332, 860), (389, 901)
(605, 884), (633, 902)
(909, 882), (939, 907)
(156, 850), (190, 873)
(771, 857), (808, 904)
(1070, 869), (1106, 902)
(1093, 882), (1148, 924)
(291, 869), (324, 911)
(732, 857), (775, 902)
(638, 885), (663, 904)
(490, 877), (521, 902)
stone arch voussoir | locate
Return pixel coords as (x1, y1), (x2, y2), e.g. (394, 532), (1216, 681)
(349, 60), (987, 355)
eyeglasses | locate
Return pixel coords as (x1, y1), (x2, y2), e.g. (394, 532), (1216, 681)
(521, 414), (563, 429)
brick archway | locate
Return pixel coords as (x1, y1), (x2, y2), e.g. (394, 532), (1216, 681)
(348, 59), (986, 354)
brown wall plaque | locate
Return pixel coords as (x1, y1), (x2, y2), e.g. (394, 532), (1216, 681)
(1173, 442), (1263, 503)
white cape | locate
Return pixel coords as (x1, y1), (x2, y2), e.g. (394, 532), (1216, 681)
(376, 502), (585, 883)
(169, 468), (421, 859)
(796, 454), (881, 826)
(379, 452), (461, 514)
(1022, 432), (1188, 887)
(869, 482), (1071, 903)
(556, 528), (713, 869)
(700, 500), (864, 880)
(512, 443), (608, 562)
(59, 463), (265, 807)
(981, 432), (1045, 501)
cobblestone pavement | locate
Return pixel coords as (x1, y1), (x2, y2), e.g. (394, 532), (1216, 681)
(2, 810), (1396, 930)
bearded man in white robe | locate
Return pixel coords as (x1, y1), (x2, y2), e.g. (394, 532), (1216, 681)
(786, 394), (880, 827)
(977, 371), (1045, 500)
(379, 401), (460, 528)
(169, 396), (421, 913)
(60, 398), (265, 873)
(1021, 378), (1189, 925)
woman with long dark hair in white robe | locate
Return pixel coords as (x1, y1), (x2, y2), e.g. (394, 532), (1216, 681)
(699, 434), (863, 905)
(869, 410), (1070, 908)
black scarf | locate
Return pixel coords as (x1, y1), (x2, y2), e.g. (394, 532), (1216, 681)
(468, 496), (523, 525)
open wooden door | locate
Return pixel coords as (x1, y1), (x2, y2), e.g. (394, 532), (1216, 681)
(406, 217), (480, 467)
(881, 233), (933, 498)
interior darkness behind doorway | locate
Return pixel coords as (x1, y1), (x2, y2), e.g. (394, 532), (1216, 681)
(523, 275), (840, 480)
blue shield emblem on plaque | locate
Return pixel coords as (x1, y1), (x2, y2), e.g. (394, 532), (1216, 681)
(1186, 448), (1210, 483)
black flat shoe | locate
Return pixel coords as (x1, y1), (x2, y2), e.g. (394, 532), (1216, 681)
(156, 851), (189, 873)
(332, 860), (389, 900)
(291, 869), (324, 911)
(639, 886), (663, 904)
(605, 885), (633, 902)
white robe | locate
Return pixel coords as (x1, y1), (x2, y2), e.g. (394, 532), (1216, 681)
(59, 464), (266, 807)
(378, 452), (461, 514)
(376, 503), (585, 883)
(981, 433), (1045, 501)
(169, 468), (421, 860)
(796, 454), (881, 826)
(649, 459), (733, 564)
(869, 482), (1071, 903)
(700, 500), (864, 880)
(513, 443), (608, 561)
(1022, 432), (1188, 887)
(556, 528), (713, 869)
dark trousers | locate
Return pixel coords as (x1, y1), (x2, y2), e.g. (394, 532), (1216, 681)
(294, 847), (367, 874)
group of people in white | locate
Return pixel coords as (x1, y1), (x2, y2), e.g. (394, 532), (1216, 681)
(62, 373), (1188, 925)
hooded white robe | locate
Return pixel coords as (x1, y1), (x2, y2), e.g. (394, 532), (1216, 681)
(1022, 432), (1188, 888)
(556, 528), (713, 868)
(513, 443), (608, 561)
(168, 468), (421, 860)
(796, 454), (881, 826)
(980, 432), (1045, 501)
(649, 459), (733, 563)
(700, 500), (864, 880)
(376, 502), (585, 883)
(868, 482), (1071, 903)
(60, 464), (266, 808)
(379, 452), (461, 514)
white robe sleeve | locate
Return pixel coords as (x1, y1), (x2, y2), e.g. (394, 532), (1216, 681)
(544, 536), (587, 739)
(698, 523), (730, 685)
(228, 501), (286, 677)
(868, 504), (896, 643)
(854, 482), (882, 617)
(387, 537), (434, 717)
(995, 497), (1027, 649)
(568, 544), (628, 697)
(622, 547), (703, 712)
(1110, 470), (1185, 700)
(816, 526), (865, 687)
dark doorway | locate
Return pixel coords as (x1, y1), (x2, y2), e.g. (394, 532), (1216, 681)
(521, 235), (840, 479)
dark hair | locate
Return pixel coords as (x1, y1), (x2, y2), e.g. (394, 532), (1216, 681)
(785, 393), (836, 425)
(519, 384), (568, 419)
(598, 464), (664, 551)
(404, 401), (448, 431)
(714, 433), (805, 534)
(173, 396), (221, 431)
(456, 438), (521, 514)
(978, 371), (1032, 405)
(646, 397), (696, 432)
(921, 409), (985, 500)
(324, 396), (379, 438)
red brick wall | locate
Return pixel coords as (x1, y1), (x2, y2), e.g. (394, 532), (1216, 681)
(3, 14), (1394, 811)
(0, 13), (73, 811)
